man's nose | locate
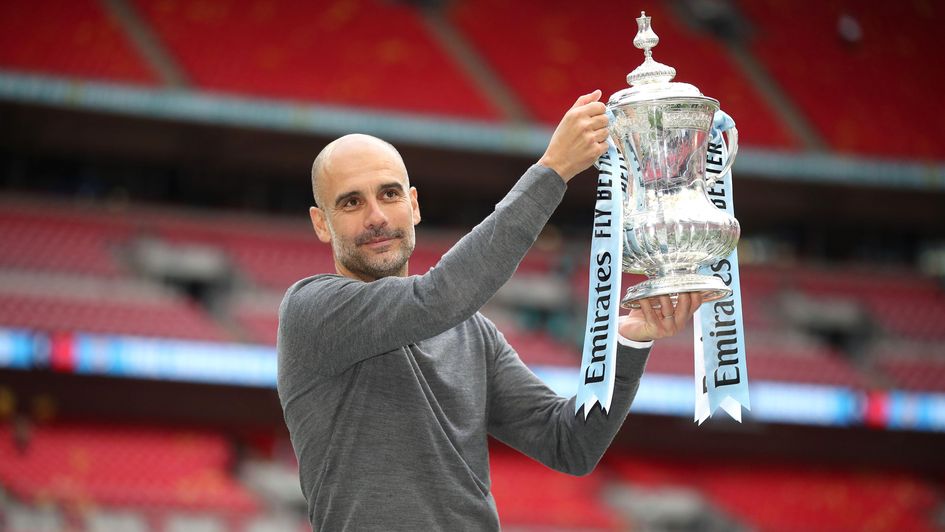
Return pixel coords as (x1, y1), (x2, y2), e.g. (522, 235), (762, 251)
(364, 199), (388, 229)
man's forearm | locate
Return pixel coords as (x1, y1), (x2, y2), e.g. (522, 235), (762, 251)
(488, 343), (651, 476)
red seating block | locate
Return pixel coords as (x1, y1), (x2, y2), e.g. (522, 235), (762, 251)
(0, 293), (230, 342)
(134, 0), (499, 120)
(875, 357), (945, 393)
(501, 328), (579, 367)
(610, 456), (940, 532)
(646, 337), (867, 388)
(741, 0), (945, 158)
(490, 447), (625, 530)
(235, 308), (280, 346)
(0, 423), (258, 514)
(451, 0), (797, 149)
(0, 0), (155, 84)
(0, 210), (131, 277)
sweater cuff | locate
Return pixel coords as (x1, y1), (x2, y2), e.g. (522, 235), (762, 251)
(617, 335), (654, 349)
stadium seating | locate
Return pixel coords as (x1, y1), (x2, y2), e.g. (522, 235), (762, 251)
(2, 198), (943, 391)
(132, 0), (499, 120)
(0, 423), (258, 515)
(788, 265), (945, 340)
(739, 0), (945, 158)
(646, 334), (869, 388)
(499, 328), (581, 367)
(4, 0), (942, 160)
(489, 446), (626, 530)
(0, 292), (230, 342)
(234, 304), (281, 346)
(609, 455), (941, 532)
(875, 356), (945, 393)
(0, 0), (156, 84)
(449, 0), (798, 149)
(0, 208), (130, 277)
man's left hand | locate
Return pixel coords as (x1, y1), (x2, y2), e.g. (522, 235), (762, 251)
(618, 292), (704, 342)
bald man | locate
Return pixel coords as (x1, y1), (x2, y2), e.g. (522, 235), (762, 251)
(277, 91), (702, 530)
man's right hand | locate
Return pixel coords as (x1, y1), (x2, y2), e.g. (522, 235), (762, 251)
(538, 89), (610, 183)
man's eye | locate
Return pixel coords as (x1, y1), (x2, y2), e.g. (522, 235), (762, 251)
(383, 189), (400, 199)
(343, 198), (360, 208)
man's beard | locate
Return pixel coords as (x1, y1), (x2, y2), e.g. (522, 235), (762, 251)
(334, 226), (414, 280)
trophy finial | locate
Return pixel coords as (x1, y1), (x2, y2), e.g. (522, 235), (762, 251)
(627, 12), (677, 87)
(633, 11), (659, 58)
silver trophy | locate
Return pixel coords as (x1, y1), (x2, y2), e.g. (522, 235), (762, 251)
(608, 12), (740, 308)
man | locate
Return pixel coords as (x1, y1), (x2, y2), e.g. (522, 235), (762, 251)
(277, 90), (702, 530)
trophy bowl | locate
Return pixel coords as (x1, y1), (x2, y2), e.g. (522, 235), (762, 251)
(608, 12), (740, 309)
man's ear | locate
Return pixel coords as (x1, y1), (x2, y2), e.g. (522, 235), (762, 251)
(310, 206), (332, 243)
(409, 187), (421, 226)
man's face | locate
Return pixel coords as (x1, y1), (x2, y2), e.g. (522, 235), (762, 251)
(309, 140), (420, 282)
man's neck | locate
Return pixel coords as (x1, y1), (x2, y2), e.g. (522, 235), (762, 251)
(334, 261), (409, 282)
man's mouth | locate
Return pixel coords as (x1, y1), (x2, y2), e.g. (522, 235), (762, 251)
(364, 237), (396, 248)
(356, 230), (404, 249)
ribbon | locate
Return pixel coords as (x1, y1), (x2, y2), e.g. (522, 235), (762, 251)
(575, 117), (628, 419)
(694, 110), (751, 424)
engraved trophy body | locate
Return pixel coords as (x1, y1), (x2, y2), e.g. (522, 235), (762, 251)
(608, 12), (740, 308)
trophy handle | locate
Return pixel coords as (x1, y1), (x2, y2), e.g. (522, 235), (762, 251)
(705, 126), (738, 188)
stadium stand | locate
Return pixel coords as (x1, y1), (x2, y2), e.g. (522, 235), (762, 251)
(0, 292), (229, 342)
(871, 341), (945, 392)
(234, 304), (282, 346)
(2, 2), (944, 529)
(644, 334), (869, 388)
(877, 357), (945, 393)
(489, 445), (626, 530)
(609, 455), (942, 532)
(0, 207), (131, 277)
(0, 423), (258, 515)
(0, 0), (156, 85)
(132, 0), (500, 120)
(739, 0), (945, 158)
(4, 196), (945, 385)
(449, 0), (798, 149)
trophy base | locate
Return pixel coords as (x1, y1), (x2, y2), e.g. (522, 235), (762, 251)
(621, 273), (731, 310)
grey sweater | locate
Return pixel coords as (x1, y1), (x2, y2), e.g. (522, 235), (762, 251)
(277, 164), (652, 531)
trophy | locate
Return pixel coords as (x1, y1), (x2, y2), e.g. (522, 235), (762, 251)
(607, 12), (740, 309)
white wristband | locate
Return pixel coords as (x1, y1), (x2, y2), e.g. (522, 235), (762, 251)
(617, 334), (654, 349)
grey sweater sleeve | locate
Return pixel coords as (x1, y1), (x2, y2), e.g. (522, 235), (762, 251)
(280, 164), (566, 375)
(487, 330), (650, 476)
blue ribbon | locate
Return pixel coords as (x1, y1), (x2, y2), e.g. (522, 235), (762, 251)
(576, 113), (627, 419)
(695, 110), (751, 423)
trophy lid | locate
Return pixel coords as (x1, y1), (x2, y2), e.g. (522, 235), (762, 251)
(608, 12), (713, 106)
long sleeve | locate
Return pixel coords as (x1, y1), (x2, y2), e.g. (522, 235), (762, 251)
(486, 326), (650, 476)
(278, 164), (566, 376)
